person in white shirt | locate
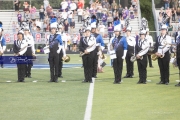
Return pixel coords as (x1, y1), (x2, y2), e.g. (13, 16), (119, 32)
(146, 28), (154, 68)
(70, 1), (77, 13)
(136, 30), (150, 84)
(61, 0), (68, 10)
(98, 22), (105, 37)
(72, 34), (78, 52)
(124, 26), (136, 78)
(43, 0), (49, 11)
(61, 10), (68, 21)
(155, 25), (172, 85)
(77, 7), (83, 23)
(23, 26), (35, 78)
(67, 10), (73, 24)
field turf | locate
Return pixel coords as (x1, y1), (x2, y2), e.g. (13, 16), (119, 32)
(0, 54), (180, 120)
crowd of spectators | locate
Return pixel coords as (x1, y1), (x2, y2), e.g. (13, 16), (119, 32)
(12, 0), (139, 51)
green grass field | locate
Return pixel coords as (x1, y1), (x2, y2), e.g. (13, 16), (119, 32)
(0, 54), (180, 120)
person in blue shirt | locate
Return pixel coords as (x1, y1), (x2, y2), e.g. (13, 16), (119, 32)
(91, 22), (105, 78)
(46, 22), (63, 83)
(0, 22), (6, 68)
(108, 25), (128, 84)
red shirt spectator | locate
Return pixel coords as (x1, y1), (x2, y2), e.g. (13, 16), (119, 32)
(78, 1), (83, 9)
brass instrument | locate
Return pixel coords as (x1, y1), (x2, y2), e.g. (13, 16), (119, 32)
(151, 43), (176, 61)
(79, 42), (95, 57)
(130, 46), (149, 62)
(62, 55), (70, 62)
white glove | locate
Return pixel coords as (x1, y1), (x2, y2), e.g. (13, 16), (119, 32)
(57, 49), (60, 54)
(122, 50), (127, 59)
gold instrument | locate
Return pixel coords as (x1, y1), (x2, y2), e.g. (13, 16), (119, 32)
(62, 55), (70, 62)
(151, 42), (176, 61)
(130, 46), (149, 62)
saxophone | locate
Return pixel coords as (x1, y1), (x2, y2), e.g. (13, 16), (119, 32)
(130, 46), (149, 62)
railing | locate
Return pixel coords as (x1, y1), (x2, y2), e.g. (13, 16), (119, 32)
(152, 0), (159, 36)
(137, 0), (142, 29)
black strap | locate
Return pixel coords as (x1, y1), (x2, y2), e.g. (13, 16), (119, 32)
(49, 34), (58, 44)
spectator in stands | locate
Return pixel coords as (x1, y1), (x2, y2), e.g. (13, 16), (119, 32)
(118, 4), (123, 18)
(172, 7), (176, 22)
(17, 11), (22, 27)
(70, 1), (77, 13)
(172, 0), (178, 10)
(107, 13), (113, 27)
(43, 0), (49, 11)
(61, 0), (68, 11)
(108, 23), (114, 41)
(70, 19), (75, 34)
(30, 5), (37, 21)
(108, 0), (113, 9)
(64, 20), (69, 33)
(96, 4), (102, 20)
(14, 0), (21, 13)
(176, 7), (180, 22)
(158, 13), (163, 29)
(101, 11), (107, 26)
(77, 7), (83, 23)
(23, 1), (29, 17)
(164, 0), (171, 10)
(72, 34), (78, 52)
(39, 5), (45, 21)
(121, 17), (125, 30)
(111, 0), (117, 12)
(43, 21), (47, 32)
(78, 0), (83, 9)
(46, 4), (53, 17)
(68, 10), (73, 24)
(67, 34), (71, 51)
(98, 22), (105, 37)
(62, 9), (68, 22)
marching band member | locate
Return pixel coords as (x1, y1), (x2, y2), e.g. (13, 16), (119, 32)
(79, 26), (96, 83)
(0, 22), (6, 68)
(124, 26), (135, 78)
(108, 25), (127, 84)
(23, 26), (35, 78)
(146, 28), (154, 68)
(57, 24), (67, 78)
(154, 25), (171, 85)
(136, 30), (150, 84)
(46, 22), (63, 83)
(13, 30), (28, 82)
(91, 16), (105, 78)
(175, 34), (180, 86)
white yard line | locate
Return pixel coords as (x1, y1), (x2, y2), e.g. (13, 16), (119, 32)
(84, 78), (95, 120)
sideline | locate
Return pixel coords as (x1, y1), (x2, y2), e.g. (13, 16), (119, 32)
(84, 78), (95, 120)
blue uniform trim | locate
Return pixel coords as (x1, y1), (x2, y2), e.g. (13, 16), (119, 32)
(55, 35), (63, 45)
(112, 36), (128, 50)
(1, 36), (6, 46)
(96, 34), (105, 47)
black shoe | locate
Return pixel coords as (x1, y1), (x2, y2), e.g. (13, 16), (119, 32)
(149, 66), (154, 68)
(156, 81), (164, 84)
(129, 75), (133, 78)
(48, 79), (54, 82)
(137, 81), (142, 84)
(123, 74), (130, 78)
(1, 64), (3, 68)
(20, 80), (25, 82)
(113, 81), (121, 84)
(58, 75), (63, 78)
(82, 80), (88, 83)
(175, 83), (180, 87)
(54, 79), (58, 83)
(165, 82), (169, 85)
(28, 75), (32, 78)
